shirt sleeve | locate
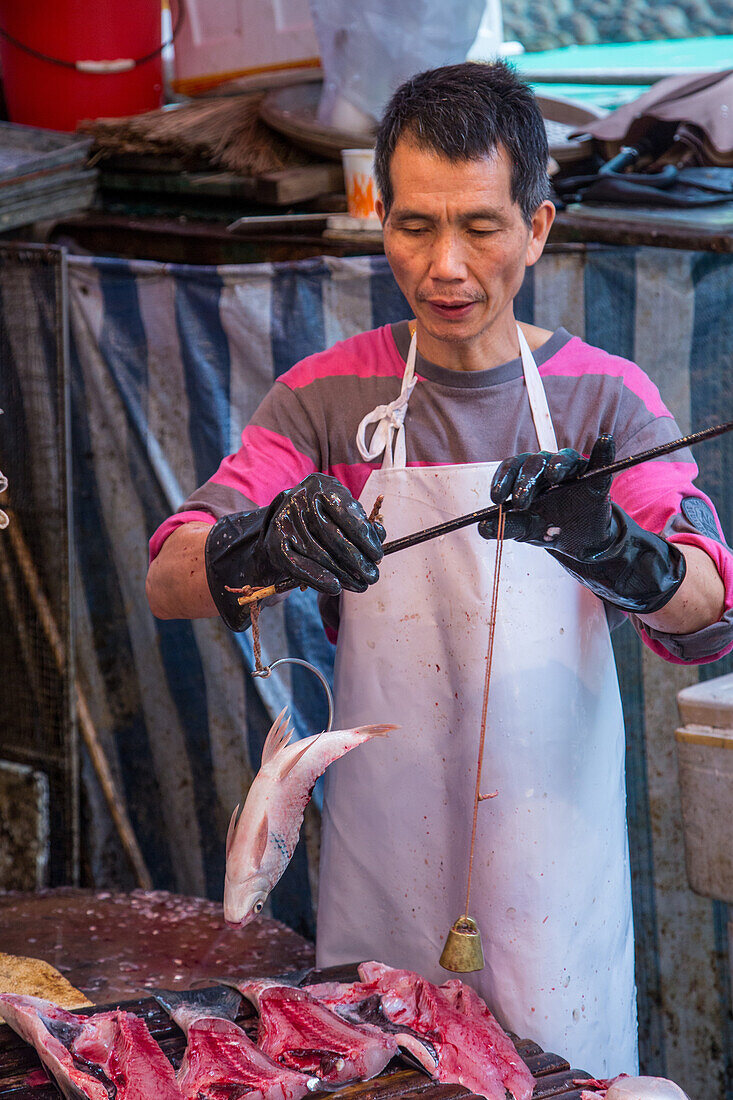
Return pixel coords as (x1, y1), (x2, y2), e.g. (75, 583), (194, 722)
(610, 411), (733, 664)
(149, 380), (320, 563)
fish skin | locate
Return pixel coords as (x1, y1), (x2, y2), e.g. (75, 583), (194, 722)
(0, 995), (185, 1100)
(0, 994), (110, 1100)
(305, 984), (439, 1076)
(234, 978), (299, 1011)
(233, 979), (399, 1084)
(224, 710), (396, 927)
(579, 1076), (691, 1099)
(356, 962), (534, 1100)
(72, 1010), (183, 1099)
(151, 985), (244, 1034)
(153, 987), (312, 1100)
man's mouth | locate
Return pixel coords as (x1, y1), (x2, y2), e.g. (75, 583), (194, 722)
(424, 299), (480, 319)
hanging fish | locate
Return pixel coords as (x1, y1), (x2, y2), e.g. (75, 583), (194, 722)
(224, 710), (396, 926)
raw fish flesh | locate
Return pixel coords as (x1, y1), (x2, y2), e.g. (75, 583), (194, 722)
(0, 994), (181, 1100)
(224, 709), (396, 927)
(235, 978), (398, 1084)
(72, 1011), (182, 1099)
(355, 962), (534, 1100)
(153, 986), (312, 1100)
(0, 995), (109, 1100)
(305, 981), (439, 1075)
(578, 1076), (691, 1099)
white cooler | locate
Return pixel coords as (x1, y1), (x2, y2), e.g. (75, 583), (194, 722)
(676, 672), (733, 904)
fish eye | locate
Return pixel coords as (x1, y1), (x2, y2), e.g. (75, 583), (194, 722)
(253, 900), (264, 914)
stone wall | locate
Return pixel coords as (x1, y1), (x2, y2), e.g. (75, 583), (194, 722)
(502, 0), (733, 52)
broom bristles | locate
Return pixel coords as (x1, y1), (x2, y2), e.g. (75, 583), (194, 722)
(80, 94), (309, 175)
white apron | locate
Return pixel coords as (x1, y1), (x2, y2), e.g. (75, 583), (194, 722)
(316, 326), (638, 1077)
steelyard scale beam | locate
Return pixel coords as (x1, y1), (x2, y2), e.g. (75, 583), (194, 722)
(236, 418), (733, 607)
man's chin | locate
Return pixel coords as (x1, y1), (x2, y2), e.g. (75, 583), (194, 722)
(426, 328), (478, 344)
(416, 314), (486, 345)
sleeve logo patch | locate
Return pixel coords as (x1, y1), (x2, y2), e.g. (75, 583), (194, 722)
(681, 497), (729, 546)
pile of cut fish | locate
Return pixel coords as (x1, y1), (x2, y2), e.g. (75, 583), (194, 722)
(0, 960), (535, 1100)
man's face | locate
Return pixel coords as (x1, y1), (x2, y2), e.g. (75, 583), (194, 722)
(377, 137), (554, 363)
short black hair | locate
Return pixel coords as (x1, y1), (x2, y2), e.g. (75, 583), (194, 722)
(374, 60), (550, 227)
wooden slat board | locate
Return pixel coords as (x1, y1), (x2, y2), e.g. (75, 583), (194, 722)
(0, 966), (595, 1099)
(100, 163), (344, 209)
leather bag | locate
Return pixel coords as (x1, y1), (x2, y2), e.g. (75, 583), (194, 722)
(557, 70), (733, 207)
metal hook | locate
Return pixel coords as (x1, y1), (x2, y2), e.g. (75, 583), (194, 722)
(252, 657), (334, 733)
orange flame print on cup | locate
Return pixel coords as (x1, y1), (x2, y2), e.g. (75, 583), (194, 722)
(341, 148), (380, 222)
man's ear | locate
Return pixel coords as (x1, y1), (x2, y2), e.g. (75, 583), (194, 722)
(525, 200), (555, 267)
(375, 197), (386, 225)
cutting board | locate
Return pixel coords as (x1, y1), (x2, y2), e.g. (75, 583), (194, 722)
(0, 963), (594, 1099)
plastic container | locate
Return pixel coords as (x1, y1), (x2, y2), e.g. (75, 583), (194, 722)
(675, 673), (733, 903)
(340, 148), (379, 222)
(171, 0), (319, 97)
(0, 0), (163, 132)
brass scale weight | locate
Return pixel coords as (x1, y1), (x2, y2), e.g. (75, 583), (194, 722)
(234, 418), (733, 973)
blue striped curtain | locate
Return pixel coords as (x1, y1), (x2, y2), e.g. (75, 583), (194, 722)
(65, 247), (732, 1098)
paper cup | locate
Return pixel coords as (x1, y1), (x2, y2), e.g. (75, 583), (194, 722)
(341, 148), (380, 222)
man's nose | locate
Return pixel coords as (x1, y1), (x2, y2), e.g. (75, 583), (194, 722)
(428, 231), (467, 280)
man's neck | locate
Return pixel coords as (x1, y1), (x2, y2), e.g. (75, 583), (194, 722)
(413, 317), (553, 372)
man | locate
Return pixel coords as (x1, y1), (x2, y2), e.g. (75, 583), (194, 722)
(147, 62), (733, 1076)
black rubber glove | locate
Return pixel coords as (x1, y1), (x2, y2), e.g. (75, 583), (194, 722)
(478, 435), (687, 614)
(205, 473), (386, 631)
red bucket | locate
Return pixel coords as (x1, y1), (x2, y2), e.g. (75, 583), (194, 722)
(0, 0), (164, 132)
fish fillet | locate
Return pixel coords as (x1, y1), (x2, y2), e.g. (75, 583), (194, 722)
(305, 981), (439, 1075)
(73, 1010), (182, 1099)
(235, 979), (398, 1084)
(154, 986), (311, 1100)
(578, 1076), (690, 1099)
(0, 995), (109, 1100)
(0, 994), (182, 1100)
(356, 962), (534, 1100)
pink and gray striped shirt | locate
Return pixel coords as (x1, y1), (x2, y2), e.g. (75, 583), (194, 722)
(151, 321), (733, 663)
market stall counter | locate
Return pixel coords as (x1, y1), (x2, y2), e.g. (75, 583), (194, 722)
(0, 890), (594, 1098)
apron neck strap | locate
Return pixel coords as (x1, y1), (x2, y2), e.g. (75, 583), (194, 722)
(355, 324), (558, 470)
(516, 324), (558, 452)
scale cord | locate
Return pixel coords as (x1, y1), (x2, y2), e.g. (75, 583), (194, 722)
(464, 504), (505, 918)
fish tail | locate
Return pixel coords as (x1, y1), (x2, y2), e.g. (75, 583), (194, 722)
(152, 986), (242, 1023)
(269, 967), (315, 987)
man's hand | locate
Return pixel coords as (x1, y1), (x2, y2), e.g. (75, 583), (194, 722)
(260, 473), (385, 595)
(479, 435), (616, 556)
(204, 474), (385, 630)
(478, 435), (688, 616)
